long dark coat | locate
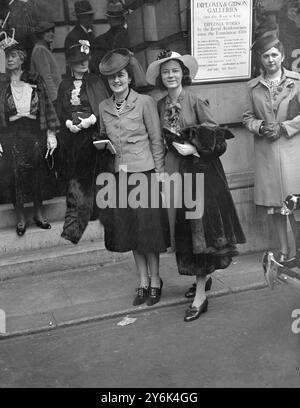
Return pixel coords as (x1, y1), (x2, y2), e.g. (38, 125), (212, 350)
(55, 73), (108, 244)
(0, 71), (59, 205)
(158, 90), (246, 276)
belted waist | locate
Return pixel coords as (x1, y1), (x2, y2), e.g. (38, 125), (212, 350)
(9, 114), (37, 122)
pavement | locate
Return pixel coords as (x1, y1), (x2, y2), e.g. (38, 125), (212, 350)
(0, 250), (269, 339)
(1, 287), (299, 388)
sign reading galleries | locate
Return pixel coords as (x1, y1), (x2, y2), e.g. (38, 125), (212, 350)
(191, 0), (253, 83)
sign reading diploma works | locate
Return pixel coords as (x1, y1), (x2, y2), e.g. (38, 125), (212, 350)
(191, 0), (253, 83)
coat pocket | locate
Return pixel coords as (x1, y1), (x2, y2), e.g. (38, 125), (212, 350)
(127, 135), (144, 154)
(124, 113), (140, 132)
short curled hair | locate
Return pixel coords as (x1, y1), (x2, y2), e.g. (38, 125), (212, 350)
(156, 59), (192, 90)
(6, 48), (27, 63)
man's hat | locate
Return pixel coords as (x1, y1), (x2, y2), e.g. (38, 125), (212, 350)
(105, 1), (128, 18)
(66, 40), (90, 64)
(251, 32), (281, 55)
(74, 0), (95, 16)
(35, 21), (55, 34)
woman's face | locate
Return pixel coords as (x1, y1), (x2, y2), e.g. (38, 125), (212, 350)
(261, 46), (284, 75)
(108, 69), (131, 96)
(6, 50), (23, 71)
(71, 59), (89, 74)
(160, 60), (183, 90)
(43, 29), (55, 45)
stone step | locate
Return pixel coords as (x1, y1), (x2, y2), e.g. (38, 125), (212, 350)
(0, 197), (66, 229)
(0, 220), (104, 255)
(0, 236), (129, 281)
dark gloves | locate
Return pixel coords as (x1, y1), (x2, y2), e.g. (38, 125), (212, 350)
(260, 122), (288, 141)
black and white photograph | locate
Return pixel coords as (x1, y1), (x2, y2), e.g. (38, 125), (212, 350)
(0, 0), (300, 392)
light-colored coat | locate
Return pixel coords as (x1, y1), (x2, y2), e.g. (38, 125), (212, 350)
(31, 41), (61, 102)
(243, 69), (300, 207)
(99, 89), (164, 173)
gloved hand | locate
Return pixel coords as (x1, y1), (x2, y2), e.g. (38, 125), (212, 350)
(78, 114), (96, 129)
(172, 141), (197, 156)
(66, 119), (81, 133)
(261, 122), (284, 142)
(156, 171), (168, 183)
(0, 143), (3, 157)
(46, 130), (57, 156)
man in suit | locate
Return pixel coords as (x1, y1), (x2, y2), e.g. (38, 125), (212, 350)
(92, 0), (130, 70)
(64, 0), (97, 72)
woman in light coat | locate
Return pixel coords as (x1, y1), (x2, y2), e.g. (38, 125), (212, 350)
(31, 21), (61, 104)
(98, 48), (170, 307)
(243, 32), (300, 263)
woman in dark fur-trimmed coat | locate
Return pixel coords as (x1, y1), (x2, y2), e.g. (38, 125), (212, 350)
(0, 44), (59, 236)
(146, 50), (246, 322)
(56, 40), (108, 244)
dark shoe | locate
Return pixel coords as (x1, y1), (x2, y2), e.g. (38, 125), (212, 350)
(184, 277), (212, 298)
(147, 279), (163, 307)
(16, 221), (26, 237)
(275, 251), (298, 268)
(184, 298), (208, 322)
(184, 283), (196, 298)
(133, 287), (149, 306)
(33, 217), (51, 230)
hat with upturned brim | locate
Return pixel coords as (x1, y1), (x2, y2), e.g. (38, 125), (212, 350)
(74, 0), (95, 16)
(251, 32), (281, 55)
(99, 48), (148, 86)
(99, 48), (131, 76)
(66, 40), (91, 64)
(146, 50), (199, 86)
(105, 1), (128, 18)
(35, 21), (55, 34)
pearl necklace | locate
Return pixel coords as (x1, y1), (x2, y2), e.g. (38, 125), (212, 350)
(113, 90), (130, 114)
(11, 81), (25, 102)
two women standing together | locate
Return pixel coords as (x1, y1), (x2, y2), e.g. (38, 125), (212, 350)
(98, 48), (246, 321)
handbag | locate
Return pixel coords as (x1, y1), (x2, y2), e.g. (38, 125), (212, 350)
(72, 111), (91, 126)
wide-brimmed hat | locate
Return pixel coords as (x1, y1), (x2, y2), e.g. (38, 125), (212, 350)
(146, 50), (198, 85)
(251, 32), (281, 55)
(74, 0), (95, 16)
(35, 21), (55, 34)
(105, 1), (128, 18)
(66, 40), (90, 64)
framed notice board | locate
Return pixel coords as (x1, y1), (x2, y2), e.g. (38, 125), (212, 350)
(191, 0), (253, 83)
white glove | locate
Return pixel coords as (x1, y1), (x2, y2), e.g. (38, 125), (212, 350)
(156, 172), (168, 183)
(0, 143), (3, 157)
(66, 120), (81, 133)
(78, 114), (96, 129)
(172, 141), (197, 156)
(46, 130), (57, 156)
